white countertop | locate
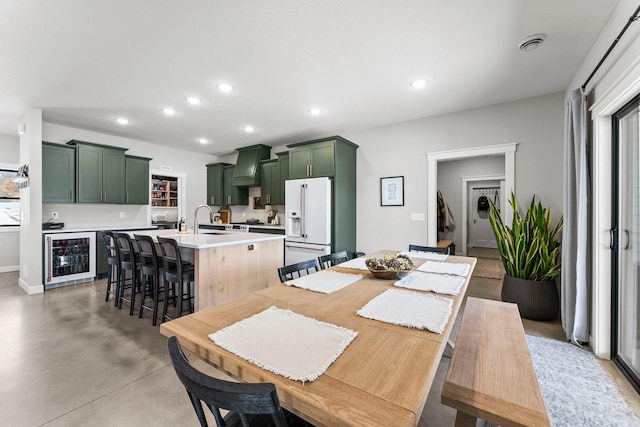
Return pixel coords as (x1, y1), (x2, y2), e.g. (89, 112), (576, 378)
(42, 225), (158, 234)
(129, 229), (285, 249)
(200, 223), (285, 231)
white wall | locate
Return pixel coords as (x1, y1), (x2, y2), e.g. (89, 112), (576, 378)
(43, 123), (221, 229)
(343, 91), (565, 254)
(0, 133), (20, 272)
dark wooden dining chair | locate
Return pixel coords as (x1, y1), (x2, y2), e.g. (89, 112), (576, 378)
(168, 336), (304, 427)
(408, 244), (451, 255)
(317, 251), (349, 270)
(277, 259), (319, 282)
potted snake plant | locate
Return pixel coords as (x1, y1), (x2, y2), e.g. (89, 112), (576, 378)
(488, 192), (563, 320)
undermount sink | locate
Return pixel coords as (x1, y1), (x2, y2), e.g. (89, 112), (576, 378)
(202, 232), (225, 235)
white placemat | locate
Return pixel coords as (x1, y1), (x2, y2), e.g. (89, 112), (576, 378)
(397, 250), (449, 261)
(417, 260), (471, 276)
(209, 306), (357, 383)
(357, 289), (453, 333)
(286, 270), (363, 294)
(394, 271), (465, 296)
(337, 257), (370, 271)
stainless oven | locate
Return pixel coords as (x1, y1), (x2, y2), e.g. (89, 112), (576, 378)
(44, 232), (96, 289)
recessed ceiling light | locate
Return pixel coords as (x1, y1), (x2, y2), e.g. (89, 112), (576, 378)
(162, 107), (176, 116)
(186, 96), (201, 105)
(218, 83), (234, 93)
(115, 117), (129, 125)
(309, 108), (321, 116)
(243, 125), (254, 133)
(198, 138), (209, 144)
(410, 79), (427, 89)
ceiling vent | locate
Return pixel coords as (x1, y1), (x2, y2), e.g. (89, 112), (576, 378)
(518, 34), (547, 51)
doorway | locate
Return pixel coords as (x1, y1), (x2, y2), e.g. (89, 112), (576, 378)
(611, 93), (640, 392)
(465, 179), (504, 250)
(426, 143), (517, 250)
(149, 169), (186, 226)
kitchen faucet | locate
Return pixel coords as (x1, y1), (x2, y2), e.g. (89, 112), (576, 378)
(194, 204), (215, 235)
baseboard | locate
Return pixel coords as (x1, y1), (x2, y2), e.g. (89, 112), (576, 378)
(0, 265), (19, 273)
(18, 278), (44, 295)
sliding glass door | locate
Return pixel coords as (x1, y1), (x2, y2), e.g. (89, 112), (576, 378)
(612, 94), (640, 392)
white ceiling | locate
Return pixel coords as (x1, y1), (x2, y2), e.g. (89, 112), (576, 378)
(0, 0), (618, 155)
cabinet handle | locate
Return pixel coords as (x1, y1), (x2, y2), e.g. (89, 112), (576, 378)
(306, 165), (309, 177)
(69, 190), (72, 201)
(211, 196), (214, 205)
(309, 164), (312, 176)
(100, 192), (102, 202)
(228, 196), (231, 204)
(104, 191), (107, 202)
(126, 193), (129, 203)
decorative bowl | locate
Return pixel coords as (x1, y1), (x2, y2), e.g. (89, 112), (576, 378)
(365, 254), (414, 280)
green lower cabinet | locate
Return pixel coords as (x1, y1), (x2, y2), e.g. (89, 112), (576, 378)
(223, 165), (248, 205)
(125, 156), (151, 204)
(42, 142), (75, 203)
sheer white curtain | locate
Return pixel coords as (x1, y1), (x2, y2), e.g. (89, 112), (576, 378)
(562, 88), (590, 344)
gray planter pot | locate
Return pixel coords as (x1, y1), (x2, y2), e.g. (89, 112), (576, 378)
(501, 275), (559, 321)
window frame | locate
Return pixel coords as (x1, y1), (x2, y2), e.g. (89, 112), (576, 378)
(0, 164), (21, 229)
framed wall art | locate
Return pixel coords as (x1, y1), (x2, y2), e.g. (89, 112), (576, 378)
(380, 176), (404, 206)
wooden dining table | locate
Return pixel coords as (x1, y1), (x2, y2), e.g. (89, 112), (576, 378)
(159, 250), (476, 427)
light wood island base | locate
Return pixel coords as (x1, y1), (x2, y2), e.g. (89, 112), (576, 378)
(194, 238), (284, 310)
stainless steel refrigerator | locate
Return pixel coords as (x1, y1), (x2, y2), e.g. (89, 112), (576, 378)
(285, 177), (332, 264)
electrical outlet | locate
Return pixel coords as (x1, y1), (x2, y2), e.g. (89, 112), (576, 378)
(410, 213), (425, 221)
(119, 212), (125, 218)
(52, 212), (58, 219)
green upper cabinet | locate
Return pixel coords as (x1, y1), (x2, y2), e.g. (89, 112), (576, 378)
(206, 163), (229, 206)
(232, 144), (272, 186)
(259, 159), (277, 205)
(125, 155), (151, 204)
(260, 152), (289, 205)
(42, 142), (76, 203)
(223, 165), (249, 205)
(68, 140), (127, 204)
(276, 152), (289, 205)
(287, 139), (335, 179)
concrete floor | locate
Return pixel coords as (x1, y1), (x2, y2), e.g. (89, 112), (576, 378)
(1, 271), (638, 426)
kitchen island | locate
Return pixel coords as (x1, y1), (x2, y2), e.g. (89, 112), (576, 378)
(130, 229), (284, 311)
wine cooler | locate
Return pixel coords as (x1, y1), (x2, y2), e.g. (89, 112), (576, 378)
(44, 232), (96, 289)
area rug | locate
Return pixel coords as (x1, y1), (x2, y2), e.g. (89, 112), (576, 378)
(471, 257), (503, 280)
(526, 335), (639, 427)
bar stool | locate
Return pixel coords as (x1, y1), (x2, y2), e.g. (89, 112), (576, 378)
(134, 234), (163, 326)
(113, 232), (142, 315)
(157, 236), (195, 321)
(102, 231), (120, 305)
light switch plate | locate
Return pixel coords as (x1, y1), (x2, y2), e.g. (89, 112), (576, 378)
(410, 213), (425, 221)
(119, 212), (125, 218)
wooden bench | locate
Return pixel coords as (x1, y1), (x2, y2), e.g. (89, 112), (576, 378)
(441, 297), (550, 427)
(437, 239), (456, 255)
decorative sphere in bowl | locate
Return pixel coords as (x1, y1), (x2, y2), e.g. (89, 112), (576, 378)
(365, 254), (414, 280)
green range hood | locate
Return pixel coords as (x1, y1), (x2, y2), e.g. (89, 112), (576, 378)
(231, 144), (272, 187)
